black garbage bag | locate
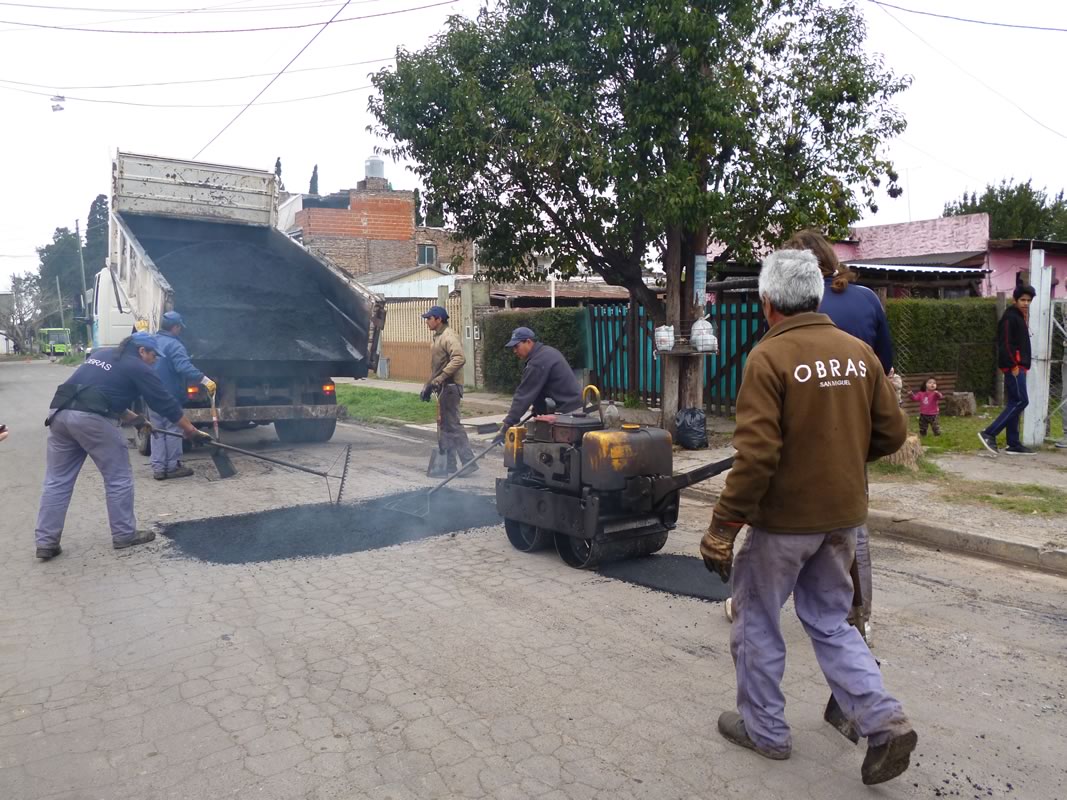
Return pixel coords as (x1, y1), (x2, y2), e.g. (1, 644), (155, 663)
(675, 407), (708, 450)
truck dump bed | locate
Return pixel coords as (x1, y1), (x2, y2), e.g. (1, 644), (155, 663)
(119, 213), (377, 376)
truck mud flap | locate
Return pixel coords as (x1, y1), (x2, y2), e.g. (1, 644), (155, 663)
(495, 479), (600, 539)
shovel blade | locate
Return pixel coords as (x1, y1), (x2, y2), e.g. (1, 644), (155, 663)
(210, 446), (238, 479)
(426, 448), (448, 478)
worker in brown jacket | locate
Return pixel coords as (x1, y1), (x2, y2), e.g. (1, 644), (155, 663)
(420, 305), (476, 475)
(702, 249), (916, 786)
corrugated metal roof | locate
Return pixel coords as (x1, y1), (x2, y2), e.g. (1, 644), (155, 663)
(846, 251), (985, 267)
(846, 263), (988, 275)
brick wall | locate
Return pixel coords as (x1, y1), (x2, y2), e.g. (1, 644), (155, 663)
(851, 213), (990, 259)
(304, 235), (370, 275)
(416, 227), (475, 274)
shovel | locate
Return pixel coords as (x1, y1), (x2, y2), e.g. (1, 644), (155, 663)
(154, 429), (351, 504)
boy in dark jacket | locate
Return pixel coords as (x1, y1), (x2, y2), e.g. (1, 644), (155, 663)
(979, 285), (1035, 455)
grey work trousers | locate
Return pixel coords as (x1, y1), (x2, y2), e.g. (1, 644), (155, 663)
(148, 408), (183, 475)
(35, 410), (137, 548)
(730, 526), (910, 755)
(437, 383), (474, 467)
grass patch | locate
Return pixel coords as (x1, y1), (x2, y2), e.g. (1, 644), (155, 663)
(336, 386), (496, 426)
(58, 353), (83, 366)
(869, 457), (944, 480)
(942, 481), (1067, 515)
(906, 407), (1065, 455)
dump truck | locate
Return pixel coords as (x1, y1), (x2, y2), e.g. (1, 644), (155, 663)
(90, 151), (385, 450)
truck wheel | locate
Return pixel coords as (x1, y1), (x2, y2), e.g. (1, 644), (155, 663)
(275, 418), (337, 443)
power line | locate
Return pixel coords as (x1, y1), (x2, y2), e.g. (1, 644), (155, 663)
(0, 55), (392, 90)
(194, 0), (355, 157)
(0, 80), (373, 107)
(874, 3), (1067, 142)
(0, 0), (360, 12)
(0, 0), (455, 33)
(865, 1), (1067, 34)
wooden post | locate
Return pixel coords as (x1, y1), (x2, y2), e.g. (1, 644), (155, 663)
(995, 292), (1006, 407)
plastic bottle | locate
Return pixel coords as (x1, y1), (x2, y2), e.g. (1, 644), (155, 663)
(603, 400), (622, 429)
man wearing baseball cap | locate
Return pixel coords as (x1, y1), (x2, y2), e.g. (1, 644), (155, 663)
(493, 326), (582, 443)
(33, 332), (205, 560)
(150, 310), (216, 480)
(420, 305), (476, 476)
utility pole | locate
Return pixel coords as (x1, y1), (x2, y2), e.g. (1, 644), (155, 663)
(55, 276), (66, 331)
(76, 219), (88, 345)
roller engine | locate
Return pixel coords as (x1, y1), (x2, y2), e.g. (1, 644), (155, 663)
(495, 389), (733, 569)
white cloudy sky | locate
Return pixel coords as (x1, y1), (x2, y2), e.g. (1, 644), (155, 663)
(1, 0), (1065, 290)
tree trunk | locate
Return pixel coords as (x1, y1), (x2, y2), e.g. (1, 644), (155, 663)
(661, 227), (682, 433)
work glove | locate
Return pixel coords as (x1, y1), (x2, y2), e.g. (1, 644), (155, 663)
(201, 376), (217, 396)
(419, 383), (434, 403)
(492, 428), (508, 446)
(700, 515), (743, 582)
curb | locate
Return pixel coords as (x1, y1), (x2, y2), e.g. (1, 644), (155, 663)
(682, 486), (1067, 577)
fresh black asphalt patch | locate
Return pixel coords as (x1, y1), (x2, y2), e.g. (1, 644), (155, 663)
(162, 488), (499, 565)
(597, 553), (732, 603)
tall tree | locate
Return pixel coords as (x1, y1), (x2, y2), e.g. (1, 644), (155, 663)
(0, 273), (47, 353)
(371, 0), (908, 420)
(309, 164), (319, 195)
(412, 187), (425, 226)
(83, 193), (109, 275)
(944, 179), (1067, 240)
(36, 227), (82, 324)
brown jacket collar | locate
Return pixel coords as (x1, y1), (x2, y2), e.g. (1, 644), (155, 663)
(762, 312), (835, 340)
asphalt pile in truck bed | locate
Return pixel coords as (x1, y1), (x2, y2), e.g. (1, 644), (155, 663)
(162, 488), (500, 564)
(152, 240), (351, 363)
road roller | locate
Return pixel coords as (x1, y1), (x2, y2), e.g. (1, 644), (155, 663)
(495, 388), (734, 569)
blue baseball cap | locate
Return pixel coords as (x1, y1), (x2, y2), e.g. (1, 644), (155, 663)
(131, 332), (160, 353)
(421, 305), (449, 321)
(161, 311), (185, 328)
(505, 326), (537, 348)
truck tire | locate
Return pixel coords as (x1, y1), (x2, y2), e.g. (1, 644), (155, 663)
(275, 418), (337, 443)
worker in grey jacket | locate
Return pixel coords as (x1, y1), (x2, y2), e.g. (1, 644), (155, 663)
(493, 326), (582, 443)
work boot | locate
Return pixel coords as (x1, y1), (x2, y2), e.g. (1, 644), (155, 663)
(36, 545), (62, 560)
(167, 465), (195, 478)
(717, 711), (790, 760)
(113, 530), (156, 550)
(861, 729), (918, 785)
(153, 472), (168, 481)
(824, 695), (859, 744)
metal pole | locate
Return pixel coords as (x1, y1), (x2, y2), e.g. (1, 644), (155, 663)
(76, 220), (88, 347)
(55, 276), (66, 331)
(1022, 249), (1051, 448)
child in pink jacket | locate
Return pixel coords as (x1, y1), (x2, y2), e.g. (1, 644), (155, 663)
(911, 377), (944, 436)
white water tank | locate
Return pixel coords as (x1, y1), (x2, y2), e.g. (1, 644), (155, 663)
(365, 155), (385, 179)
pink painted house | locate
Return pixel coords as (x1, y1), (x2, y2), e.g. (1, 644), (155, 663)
(833, 214), (1066, 299)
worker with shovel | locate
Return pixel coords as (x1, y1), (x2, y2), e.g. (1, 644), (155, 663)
(34, 333), (205, 560)
(420, 305), (475, 478)
(150, 311), (216, 481)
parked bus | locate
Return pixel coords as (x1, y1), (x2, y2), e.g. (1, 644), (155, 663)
(38, 328), (71, 356)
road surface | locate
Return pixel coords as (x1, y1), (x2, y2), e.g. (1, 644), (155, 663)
(1, 360), (1065, 799)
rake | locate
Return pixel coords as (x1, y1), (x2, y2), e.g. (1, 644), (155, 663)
(154, 429), (352, 504)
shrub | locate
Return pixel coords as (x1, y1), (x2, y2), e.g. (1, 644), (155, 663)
(482, 308), (586, 392)
(885, 298), (997, 398)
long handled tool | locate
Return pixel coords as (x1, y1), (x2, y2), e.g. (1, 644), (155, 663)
(386, 411), (535, 520)
(155, 429), (351, 504)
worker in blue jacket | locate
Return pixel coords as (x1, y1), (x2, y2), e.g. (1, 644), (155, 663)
(150, 311), (216, 480)
(34, 332), (205, 560)
(493, 327), (583, 443)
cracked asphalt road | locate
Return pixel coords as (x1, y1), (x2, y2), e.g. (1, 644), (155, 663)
(1, 360), (1065, 799)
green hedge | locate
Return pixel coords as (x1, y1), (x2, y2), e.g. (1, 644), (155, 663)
(482, 308), (586, 392)
(885, 298), (998, 399)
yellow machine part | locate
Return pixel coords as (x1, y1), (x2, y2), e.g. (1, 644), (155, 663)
(502, 426), (526, 468)
(581, 426), (673, 491)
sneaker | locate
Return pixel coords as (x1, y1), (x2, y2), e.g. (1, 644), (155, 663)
(717, 711), (790, 760)
(167, 465), (195, 478)
(862, 729), (918, 785)
(1056, 439), (1067, 450)
(977, 432), (998, 455)
(153, 472), (168, 481)
(1004, 445), (1036, 455)
(824, 695), (859, 744)
(36, 545), (62, 560)
(113, 530), (156, 550)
